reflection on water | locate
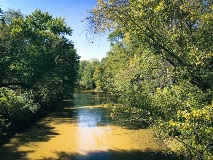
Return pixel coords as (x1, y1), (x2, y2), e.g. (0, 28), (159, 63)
(0, 90), (178, 160)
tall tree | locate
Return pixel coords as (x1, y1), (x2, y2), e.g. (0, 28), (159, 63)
(0, 9), (79, 140)
(88, 1), (213, 159)
(1, 9), (79, 98)
(88, 0), (213, 91)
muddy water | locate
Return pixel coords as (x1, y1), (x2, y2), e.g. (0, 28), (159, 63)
(0, 91), (172, 160)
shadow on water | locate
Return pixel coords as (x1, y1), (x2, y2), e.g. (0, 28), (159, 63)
(41, 149), (181, 160)
(0, 91), (113, 160)
(0, 148), (181, 160)
(0, 91), (182, 160)
(0, 149), (32, 160)
(0, 122), (59, 160)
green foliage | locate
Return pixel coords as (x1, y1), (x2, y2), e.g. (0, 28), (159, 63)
(0, 88), (40, 137)
(87, 1), (213, 159)
(0, 9), (79, 141)
(93, 62), (106, 91)
(104, 32), (213, 159)
(1, 9), (79, 101)
(1, 9), (23, 24)
(89, 0), (213, 91)
(78, 59), (100, 89)
(153, 83), (213, 160)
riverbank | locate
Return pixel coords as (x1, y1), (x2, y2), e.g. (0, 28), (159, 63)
(0, 95), (63, 146)
(0, 90), (181, 160)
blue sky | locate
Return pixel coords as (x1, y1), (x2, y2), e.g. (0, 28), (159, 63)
(0, 0), (110, 60)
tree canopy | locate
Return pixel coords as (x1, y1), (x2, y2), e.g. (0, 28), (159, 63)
(87, 1), (213, 159)
(0, 9), (79, 141)
(89, 0), (213, 91)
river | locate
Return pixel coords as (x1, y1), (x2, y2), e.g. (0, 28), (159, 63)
(0, 90), (176, 160)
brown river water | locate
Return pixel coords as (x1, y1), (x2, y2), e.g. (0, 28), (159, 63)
(0, 90), (177, 160)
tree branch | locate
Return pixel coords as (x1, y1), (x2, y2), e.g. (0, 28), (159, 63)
(0, 82), (30, 89)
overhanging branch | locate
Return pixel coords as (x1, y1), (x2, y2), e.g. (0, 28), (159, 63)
(0, 82), (31, 89)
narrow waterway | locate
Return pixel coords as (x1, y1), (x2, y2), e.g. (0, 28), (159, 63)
(0, 91), (175, 160)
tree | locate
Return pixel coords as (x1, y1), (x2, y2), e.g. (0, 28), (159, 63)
(0, 7), (3, 19)
(88, 1), (213, 159)
(78, 59), (100, 89)
(0, 9), (79, 140)
(88, 0), (213, 91)
(1, 9), (79, 98)
(1, 9), (23, 24)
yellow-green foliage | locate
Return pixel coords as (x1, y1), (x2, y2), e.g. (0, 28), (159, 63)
(153, 82), (212, 159)
(87, 1), (213, 159)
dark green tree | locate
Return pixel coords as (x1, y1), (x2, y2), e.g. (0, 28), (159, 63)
(0, 9), (79, 140)
(1, 9), (79, 100)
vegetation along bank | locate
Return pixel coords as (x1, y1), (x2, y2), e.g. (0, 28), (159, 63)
(79, 1), (213, 159)
(0, 9), (79, 144)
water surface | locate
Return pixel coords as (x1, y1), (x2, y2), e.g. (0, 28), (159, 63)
(0, 90), (174, 160)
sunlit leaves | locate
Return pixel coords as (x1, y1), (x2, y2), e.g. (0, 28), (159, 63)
(78, 59), (99, 89)
(87, 1), (213, 159)
(0, 9), (79, 140)
(167, 104), (213, 159)
(89, 0), (213, 91)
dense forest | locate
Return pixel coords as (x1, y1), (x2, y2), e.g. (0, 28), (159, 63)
(79, 0), (212, 159)
(0, 9), (79, 143)
(0, 0), (213, 160)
